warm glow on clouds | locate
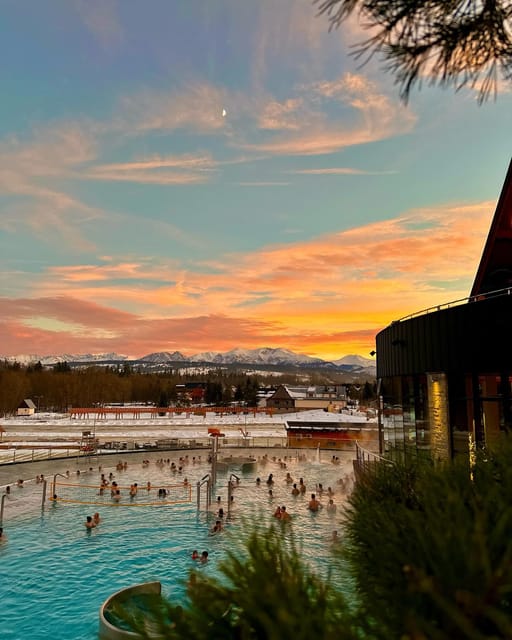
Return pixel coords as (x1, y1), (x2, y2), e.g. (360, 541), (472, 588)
(240, 73), (416, 156)
(1, 199), (494, 359)
(1, 0), (508, 362)
(120, 83), (229, 134)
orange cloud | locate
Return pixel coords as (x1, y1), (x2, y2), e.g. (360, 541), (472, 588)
(238, 73), (416, 156)
(2, 198), (494, 360)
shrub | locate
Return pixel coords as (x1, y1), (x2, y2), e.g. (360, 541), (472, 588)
(343, 438), (512, 639)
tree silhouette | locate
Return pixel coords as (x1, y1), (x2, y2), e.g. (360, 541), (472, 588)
(315, 0), (512, 103)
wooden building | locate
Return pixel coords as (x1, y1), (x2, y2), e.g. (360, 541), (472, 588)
(285, 419), (378, 450)
(267, 385), (347, 412)
(17, 399), (36, 416)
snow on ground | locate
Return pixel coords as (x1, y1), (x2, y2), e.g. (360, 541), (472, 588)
(0, 408), (375, 442)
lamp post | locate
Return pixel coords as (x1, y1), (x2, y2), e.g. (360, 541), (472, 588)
(34, 395), (43, 412)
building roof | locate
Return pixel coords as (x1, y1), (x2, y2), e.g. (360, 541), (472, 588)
(272, 385), (345, 399)
(471, 158), (512, 296)
(19, 398), (36, 409)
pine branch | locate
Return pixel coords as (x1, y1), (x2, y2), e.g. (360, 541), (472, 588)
(314, 0), (512, 103)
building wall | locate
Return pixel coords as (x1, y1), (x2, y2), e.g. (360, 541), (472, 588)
(294, 399), (341, 410)
(376, 293), (512, 460)
(376, 295), (512, 378)
(17, 407), (35, 416)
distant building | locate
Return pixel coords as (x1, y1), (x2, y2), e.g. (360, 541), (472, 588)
(286, 419), (378, 450)
(174, 382), (207, 404)
(17, 399), (36, 416)
(376, 159), (512, 462)
(266, 384), (347, 412)
(256, 386), (277, 407)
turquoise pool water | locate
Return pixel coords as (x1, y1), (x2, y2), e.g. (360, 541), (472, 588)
(0, 452), (352, 639)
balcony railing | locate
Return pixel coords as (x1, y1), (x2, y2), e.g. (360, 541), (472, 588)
(392, 286), (512, 325)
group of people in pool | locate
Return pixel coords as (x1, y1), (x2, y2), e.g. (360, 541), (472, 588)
(256, 470), (342, 516)
(93, 466), (191, 502)
(84, 512), (101, 529)
(191, 550), (209, 563)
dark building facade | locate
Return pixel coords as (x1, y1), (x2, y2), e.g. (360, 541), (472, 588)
(376, 159), (512, 461)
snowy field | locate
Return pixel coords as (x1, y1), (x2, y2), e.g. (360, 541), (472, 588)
(0, 408), (376, 445)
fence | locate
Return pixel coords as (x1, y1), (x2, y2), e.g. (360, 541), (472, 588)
(0, 437), (291, 466)
(0, 435), (381, 467)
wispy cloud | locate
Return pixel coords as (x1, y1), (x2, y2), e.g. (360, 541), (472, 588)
(0, 123), (104, 249)
(93, 154), (216, 172)
(289, 167), (396, 175)
(120, 82), (229, 134)
(237, 181), (290, 187)
(2, 198), (493, 359)
(72, 0), (124, 49)
(238, 73), (416, 156)
(258, 99), (306, 130)
(250, 0), (345, 89)
(82, 153), (216, 185)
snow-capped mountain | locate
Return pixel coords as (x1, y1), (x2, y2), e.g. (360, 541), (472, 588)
(2, 353), (128, 365)
(332, 354), (375, 367)
(193, 347), (324, 366)
(139, 351), (187, 363)
(2, 349), (376, 375)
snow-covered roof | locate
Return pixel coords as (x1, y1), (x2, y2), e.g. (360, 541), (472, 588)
(19, 399), (36, 409)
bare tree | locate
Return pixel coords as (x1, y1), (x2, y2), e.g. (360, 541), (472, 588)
(315, 0), (512, 103)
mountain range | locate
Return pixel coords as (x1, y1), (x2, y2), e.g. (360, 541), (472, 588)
(2, 348), (376, 375)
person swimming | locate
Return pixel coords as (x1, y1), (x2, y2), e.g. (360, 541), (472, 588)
(210, 520), (223, 534)
(308, 493), (321, 512)
(279, 505), (291, 521)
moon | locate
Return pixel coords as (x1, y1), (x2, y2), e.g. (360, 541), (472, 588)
(222, 108), (227, 117)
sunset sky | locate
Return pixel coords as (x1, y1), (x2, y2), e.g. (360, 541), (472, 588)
(1, 0), (511, 361)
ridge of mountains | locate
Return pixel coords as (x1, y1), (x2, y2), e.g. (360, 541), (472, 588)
(2, 348), (376, 375)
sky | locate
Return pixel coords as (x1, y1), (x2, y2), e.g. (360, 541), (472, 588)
(1, 0), (511, 362)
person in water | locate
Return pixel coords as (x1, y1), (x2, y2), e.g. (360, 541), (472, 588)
(308, 493), (321, 512)
(279, 505), (291, 521)
(211, 520), (223, 534)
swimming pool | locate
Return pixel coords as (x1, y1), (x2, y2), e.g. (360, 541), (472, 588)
(0, 450), (353, 640)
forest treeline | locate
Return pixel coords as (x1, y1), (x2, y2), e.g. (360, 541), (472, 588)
(0, 360), (375, 416)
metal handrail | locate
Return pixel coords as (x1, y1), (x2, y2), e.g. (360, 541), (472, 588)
(391, 285), (512, 325)
(355, 441), (390, 465)
(51, 473), (70, 502)
(227, 473), (240, 513)
(197, 473), (212, 510)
